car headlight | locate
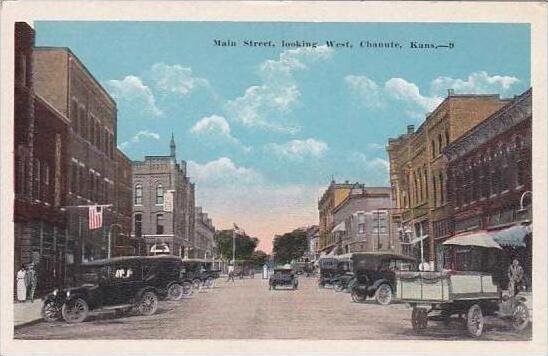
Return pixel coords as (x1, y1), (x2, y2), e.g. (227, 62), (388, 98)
(66, 290), (71, 298)
(52, 289), (58, 296)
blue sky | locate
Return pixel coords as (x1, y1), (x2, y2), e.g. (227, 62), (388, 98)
(35, 22), (530, 251)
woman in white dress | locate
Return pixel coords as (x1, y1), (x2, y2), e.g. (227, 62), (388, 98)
(16, 265), (27, 302)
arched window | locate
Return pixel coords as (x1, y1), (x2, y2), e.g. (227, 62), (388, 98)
(156, 184), (164, 205)
(423, 166), (428, 202)
(156, 214), (164, 235)
(134, 184), (143, 205)
(134, 213), (142, 238)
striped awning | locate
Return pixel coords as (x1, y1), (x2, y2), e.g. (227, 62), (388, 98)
(492, 224), (531, 248)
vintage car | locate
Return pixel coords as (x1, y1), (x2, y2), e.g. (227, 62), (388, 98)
(317, 257), (341, 287)
(41, 256), (187, 323)
(350, 252), (416, 304)
(269, 268), (298, 290)
(181, 259), (220, 289)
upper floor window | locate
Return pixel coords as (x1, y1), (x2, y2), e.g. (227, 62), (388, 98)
(438, 133), (443, 153)
(357, 213), (365, 234)
(134, 184), (143, 205)
(156, 184), (164, 205)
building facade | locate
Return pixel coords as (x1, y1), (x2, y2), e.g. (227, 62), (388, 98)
(33, 45), (124, 265)
(387, 92), (510, 267)
(331, 187), (395, 254)
(194, 207), (216, 259)
(443, 89), (532, 274)
(14, 22), (71, 294)
(318, 181), (364, 253)
(132, 136), (196, 257)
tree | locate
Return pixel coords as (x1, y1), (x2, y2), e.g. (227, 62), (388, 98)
(250, 250), (269, 268)
(272, 229), (308, 265)
(214, 230), (258, 261)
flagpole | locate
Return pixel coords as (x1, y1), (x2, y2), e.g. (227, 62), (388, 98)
(232, 228), (236, 265)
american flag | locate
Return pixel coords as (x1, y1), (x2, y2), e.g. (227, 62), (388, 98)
(89, 205), (103, 230)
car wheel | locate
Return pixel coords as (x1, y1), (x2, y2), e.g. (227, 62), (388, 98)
(512, 302), (529, 331)
(204, 277), (215, 289)
(138, 291), (158, 316)
(41, 300), (61, 322)
(192, 279), (202, 290)
(61, 298), (89, 323)
(334, 281), (344, 292)
(375, 284), (393, 305)
(182, 281), (193, 297)
(167, 283), (184, 301)
(466, 304), (484, 337)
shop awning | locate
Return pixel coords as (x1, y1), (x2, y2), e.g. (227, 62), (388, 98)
(332, 221), (346, 233)
(442, 231), (502, 249)
(492, 224), (531, 248)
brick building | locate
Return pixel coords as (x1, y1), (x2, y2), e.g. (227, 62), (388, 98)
(132, 135), (196, 257)
(14, 23), (71, 294)
(318, 181), (364, 253)
(194, 207), (215, 259)
(387, 91), (510, 267)
(331, 187), (395, 254)
(443, 88), (532, 274)
(33, 45), (130, 264)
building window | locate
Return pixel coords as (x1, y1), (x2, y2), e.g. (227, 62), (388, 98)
(134, 184), (143, 205)
(156, 184), (164, 205)
(438, 133), (443, 153)
(432, 174), (437, 207)
(134, 214), (142, 238)
(445, 129), (450, 146)
(156, 214), (164, 235)
(89, 172), (95, 201)
(357, 213), (365, 234)
(439, 172), (445, 204)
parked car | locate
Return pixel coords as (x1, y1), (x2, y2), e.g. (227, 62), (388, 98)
(317, 257), (339, 287)
(269, 268), (298, 290)
(41, 256), (187, 323)
(181, 259), (220, 289)
(349, 252), (416, 305)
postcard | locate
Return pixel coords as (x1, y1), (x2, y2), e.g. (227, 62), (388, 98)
(0, 1), (546, 355)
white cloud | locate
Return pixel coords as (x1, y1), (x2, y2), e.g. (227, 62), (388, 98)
(349, 152), (390, 186)
(118, 130), (160, 150)
(266, 138), (328, 160)
(187, 157), (320, 252)
(148, 63), (210, 95)
(190, 115), (251, 152)
(345, 71), (522, 120)
(103, 75), (163, 118)
(430, 71), (520, 97)
(225, 46), (334, 133)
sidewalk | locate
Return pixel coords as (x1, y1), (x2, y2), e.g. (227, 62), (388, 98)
(13, 300), (43, 328)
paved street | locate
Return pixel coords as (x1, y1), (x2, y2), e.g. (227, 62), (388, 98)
(15, 276), (531, 340)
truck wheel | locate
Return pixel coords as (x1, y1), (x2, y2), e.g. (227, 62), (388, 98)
(375, 284), (393, 305)
(182, 281), (193, 297)
(167, 283), (184, 301)
(41, 301), (61, 322)
(138, 291), (158, 316)
(512, 302), (530, 331)
(466, 304), (484, 337)
(61, 298), (89, 323)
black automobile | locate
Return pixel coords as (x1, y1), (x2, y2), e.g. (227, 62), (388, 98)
(318, 257), (350, 288)
(349, 252), (416, 305)
(41, 256), (187, 323)
(269, 268), (298, 290)
(181, 259), (220, 289)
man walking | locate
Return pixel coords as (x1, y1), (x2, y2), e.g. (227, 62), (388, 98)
(226, 264), (235, 283)
(25, 263), (37, 302)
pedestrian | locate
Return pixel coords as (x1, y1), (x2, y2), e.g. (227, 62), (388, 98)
(226, 264), (235, 283)
(16, 265), (27, 302)
(25, 263), (37, 302)
(507, 258), (524, 296)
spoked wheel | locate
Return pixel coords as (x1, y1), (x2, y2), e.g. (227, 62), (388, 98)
(138, 291), (158, 316)
(204, 277), (215, 289)
(334, 281), (344, 292)
(351, 290), (366, 303)
(375, 284), (393, 305)
(411, 307), (428, 332)
(512, 302), (530, 331)
(182, 281), (193, 297)
(41, 301), (61, 322)
(466, 304), (484, 337)
(192, 279), (202, 290)
(61, 298), (89, 323)
(167, 283), (184, 301)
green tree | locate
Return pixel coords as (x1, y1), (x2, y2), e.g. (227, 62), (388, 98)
(214, 230), (258, 261)
(272, 229), (308, 265)
(250, 250), (269, 268)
